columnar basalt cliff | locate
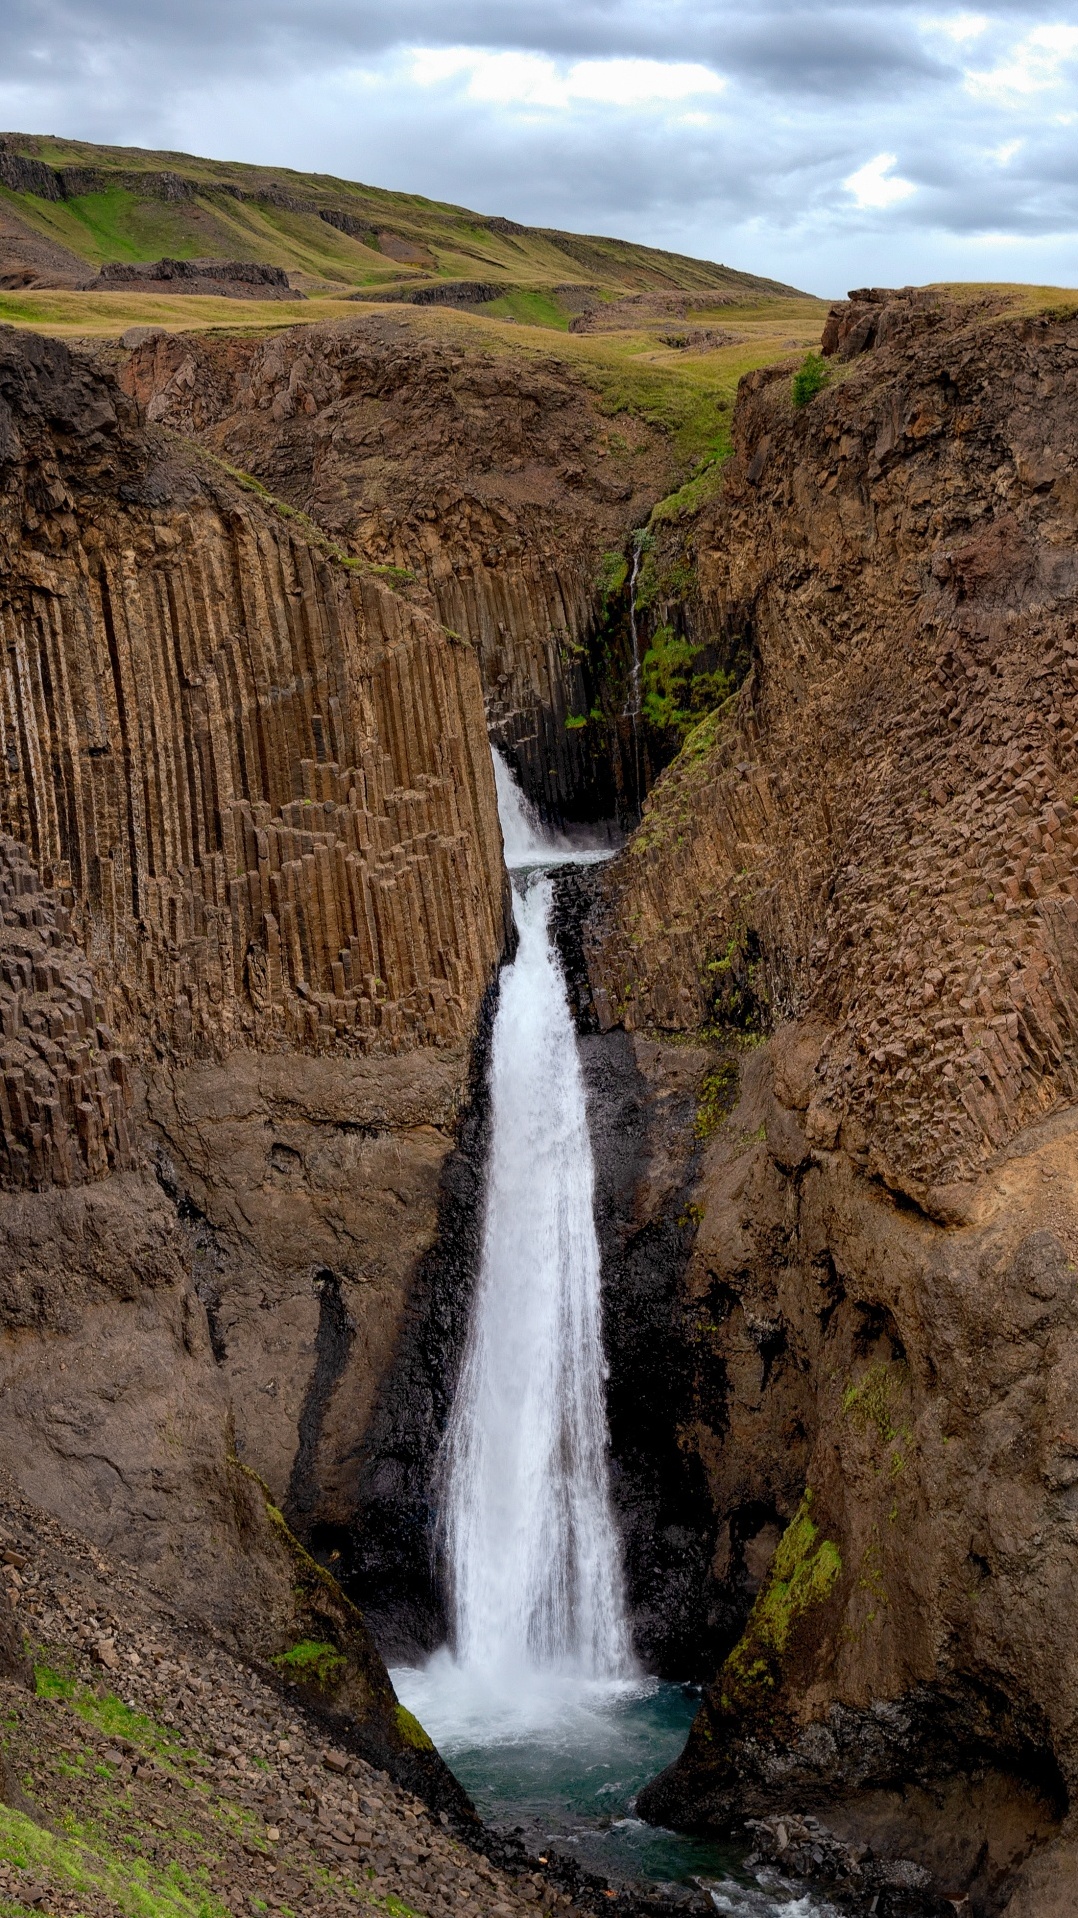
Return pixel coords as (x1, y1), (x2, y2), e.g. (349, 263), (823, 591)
(588, 291), (1078, 1911)
(0, 325), (507, 1751)
(119, 315), (677, 820)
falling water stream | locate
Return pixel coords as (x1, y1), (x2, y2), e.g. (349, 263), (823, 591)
(392, 754), (829, 1914)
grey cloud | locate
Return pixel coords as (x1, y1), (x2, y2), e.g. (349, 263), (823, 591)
(2, 0), (1078, 294)
(0, 1), (1037, 95)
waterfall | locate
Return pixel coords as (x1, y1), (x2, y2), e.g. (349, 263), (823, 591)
(442, 879), (630, 1678)
(445, 751), (630, 1680)
(393, 749), (632, 1738)
(626, 533), (645, 721)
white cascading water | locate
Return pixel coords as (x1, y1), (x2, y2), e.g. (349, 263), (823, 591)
(393, 750), (632, 1739)
(442, 815), (629, 1676)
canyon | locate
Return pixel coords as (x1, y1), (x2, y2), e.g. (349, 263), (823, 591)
(2, 266), (1078, 1918)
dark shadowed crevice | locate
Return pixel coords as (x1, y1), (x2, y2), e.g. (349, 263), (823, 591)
(322, 974), (501, 1661)
(152, 1149), (228, 1362)
(284, 1269), (356, 1532)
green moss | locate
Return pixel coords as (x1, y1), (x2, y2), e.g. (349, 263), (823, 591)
(269, 1640), (346, 1689)
(0, 1805), (227, 1918)
(842, 1361), (909, 1446)
(719, 1490), (842, 1709)
(564, 714), (588, 731)
(393, 1705), (434, 1751)
(639, 625), (736, 741)
(694, 1061), (739, 1139)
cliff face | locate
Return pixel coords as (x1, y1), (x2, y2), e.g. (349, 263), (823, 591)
(119, 314), (676, 819)
(589, 293), (1078, 1910)
(0, 326), (506, 1731)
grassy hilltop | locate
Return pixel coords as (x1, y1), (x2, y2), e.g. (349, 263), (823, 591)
(0, 130), (802, 318)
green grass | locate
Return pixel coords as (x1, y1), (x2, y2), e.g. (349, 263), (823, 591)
(483, 288), (570, 329)
(0, 1805), (227, 1918)
(33, 1663), (195, 1772)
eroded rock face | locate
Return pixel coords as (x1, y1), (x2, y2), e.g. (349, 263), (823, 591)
(588, 292), (1078, 1911)
(119, 315), (675, 820)
(0, 328), (507, 1741)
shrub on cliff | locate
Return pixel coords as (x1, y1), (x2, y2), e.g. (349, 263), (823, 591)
(641, 624), (735, 739)
(792, 350), (830, 406)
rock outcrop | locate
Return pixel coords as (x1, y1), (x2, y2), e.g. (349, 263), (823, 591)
(87, 257), (302, 298)
(119, 314), (677, 819)
(588, 290), (1078, 1911)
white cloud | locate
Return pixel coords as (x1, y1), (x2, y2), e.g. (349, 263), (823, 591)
(924, 13), (989, 44)
(843, 151), (917, 208)
(992, 137), (1022, 165)
(966, 23), (1078, 103)
(409, 48), (726, 112)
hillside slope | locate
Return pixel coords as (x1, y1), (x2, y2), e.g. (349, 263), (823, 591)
(0, 131), (802, 309)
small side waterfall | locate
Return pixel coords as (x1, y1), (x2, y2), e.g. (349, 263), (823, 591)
(626, 533), (646, 722)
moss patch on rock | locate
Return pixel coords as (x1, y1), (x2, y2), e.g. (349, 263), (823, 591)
(393, 1707), (434, 1752)
(718, 1489), (842, 1711)
(269, 1640), (347, 1690)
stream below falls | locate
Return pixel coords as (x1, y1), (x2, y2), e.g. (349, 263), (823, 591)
(392, 754), (831, 1916)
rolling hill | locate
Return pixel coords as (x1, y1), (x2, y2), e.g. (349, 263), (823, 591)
(0, 130), (803, 316)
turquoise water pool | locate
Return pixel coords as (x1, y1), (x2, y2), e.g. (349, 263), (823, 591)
(392, 1662), (831, 1912)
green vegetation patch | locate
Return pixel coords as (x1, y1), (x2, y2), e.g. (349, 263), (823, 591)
(694, 1060), (739, 1140)
(586, 358), (731, 468)
(704, 930), (770, 1035)
(792, 350), (831, 407)
(596, 548), (630, 605)
(719, 1489), (842, 1710)
(483, 289), (570, 330)
(33, 1664), (181, 1765)
(393, 1705), (434, 1752)
(842, 1361), (909, 1445)
(0, 1805), (227, 1918)
(269, 1640), (347, 1689)
(640, 625), (736, 741)
(649, 448), (731, 523)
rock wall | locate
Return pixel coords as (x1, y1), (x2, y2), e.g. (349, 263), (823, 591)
(592, 290), (1078, 1202)
(0, 326), (508, 1739)
(588, 292), (1078, 1912)
(118, 314), (676, 820)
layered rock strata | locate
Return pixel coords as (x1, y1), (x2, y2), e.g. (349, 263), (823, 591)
(119, 315), (676, 819)
(588, 291), (1078, 1911)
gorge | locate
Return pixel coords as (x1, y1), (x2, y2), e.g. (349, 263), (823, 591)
(2, 220), (1078, 1918)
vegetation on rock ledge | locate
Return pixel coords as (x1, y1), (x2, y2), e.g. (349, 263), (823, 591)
(718, 1490), (842, 1711)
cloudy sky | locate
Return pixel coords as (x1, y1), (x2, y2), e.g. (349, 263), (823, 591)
(2, 1), (1078, 295)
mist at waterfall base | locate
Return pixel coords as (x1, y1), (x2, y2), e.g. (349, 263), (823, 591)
(392, 756), (829, 1913)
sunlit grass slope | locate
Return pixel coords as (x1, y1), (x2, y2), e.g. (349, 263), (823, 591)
(0, 130), (804, 300)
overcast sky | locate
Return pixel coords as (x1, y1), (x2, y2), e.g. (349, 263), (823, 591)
(2, 1), (1078, 295)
